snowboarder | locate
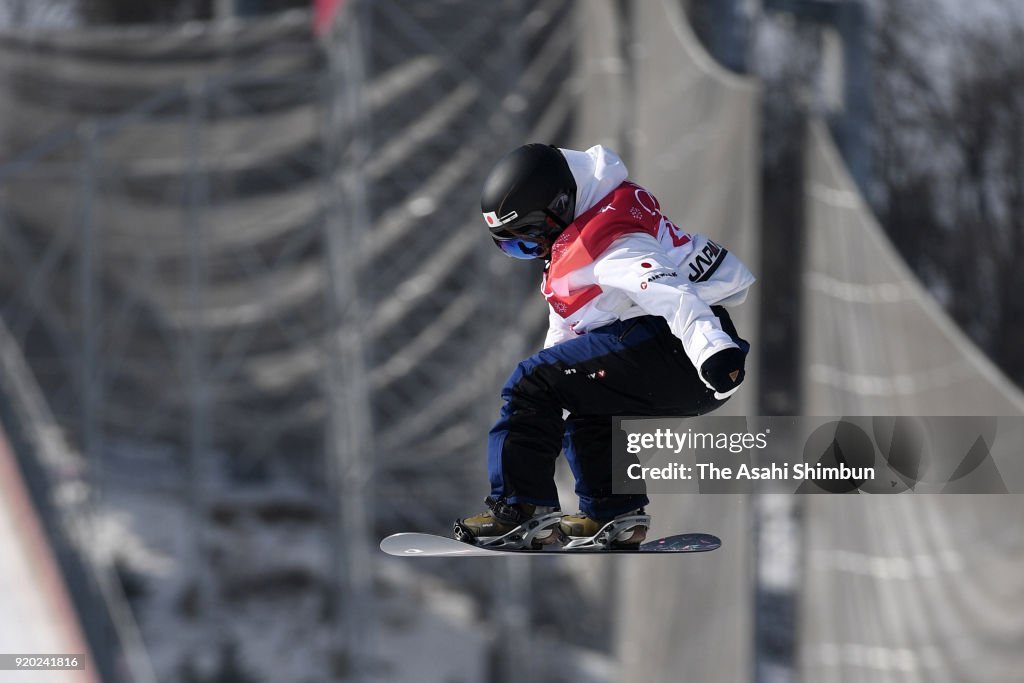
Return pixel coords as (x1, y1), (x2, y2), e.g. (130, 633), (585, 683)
(454, 144), (755, 549)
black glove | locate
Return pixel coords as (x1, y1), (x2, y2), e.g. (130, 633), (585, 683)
(700, 346), (746, 398)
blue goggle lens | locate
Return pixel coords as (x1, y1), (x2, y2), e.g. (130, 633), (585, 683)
(495, 237), (545, 259)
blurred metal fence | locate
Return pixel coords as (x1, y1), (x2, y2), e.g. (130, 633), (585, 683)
(0, 2), (593, 681)
(0, 11), (325, 480)
(0, 0), (579, 519)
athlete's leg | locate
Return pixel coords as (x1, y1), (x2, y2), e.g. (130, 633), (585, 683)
(558, 309), (747, 517)
(562, 416), (648, 518)
(488, 315), (737, 507)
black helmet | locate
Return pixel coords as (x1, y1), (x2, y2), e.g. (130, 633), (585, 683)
(481, 143), (577, 259)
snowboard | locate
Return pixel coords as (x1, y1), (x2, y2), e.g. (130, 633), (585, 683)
(379, 532), (721, 557)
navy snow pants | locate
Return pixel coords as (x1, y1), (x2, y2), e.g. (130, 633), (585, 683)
(488, 309), (746, 519)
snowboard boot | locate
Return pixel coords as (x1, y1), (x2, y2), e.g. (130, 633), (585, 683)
(560, 508), (650, 550)
(453, 497), (564, 549)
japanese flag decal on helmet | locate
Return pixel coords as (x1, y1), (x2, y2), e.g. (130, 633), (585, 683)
(483, 210), (519, 227)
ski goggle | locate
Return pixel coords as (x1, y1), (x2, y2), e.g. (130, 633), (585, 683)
(490, 224), (549, 260)
(493, 236), (546, 259)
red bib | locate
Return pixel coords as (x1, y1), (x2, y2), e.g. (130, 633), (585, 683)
(543, 182), (665, 317)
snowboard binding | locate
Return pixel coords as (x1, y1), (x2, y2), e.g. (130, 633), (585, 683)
(453, 509), (566, 550)
(561, 512), (652, 551)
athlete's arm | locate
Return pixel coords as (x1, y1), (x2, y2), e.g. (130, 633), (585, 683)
(592, 232), (744, 396)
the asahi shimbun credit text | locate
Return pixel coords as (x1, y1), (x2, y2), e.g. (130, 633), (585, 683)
(623, 426), (866, 482)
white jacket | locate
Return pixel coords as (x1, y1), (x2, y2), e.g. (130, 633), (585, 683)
(542, 145), (755, 374)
